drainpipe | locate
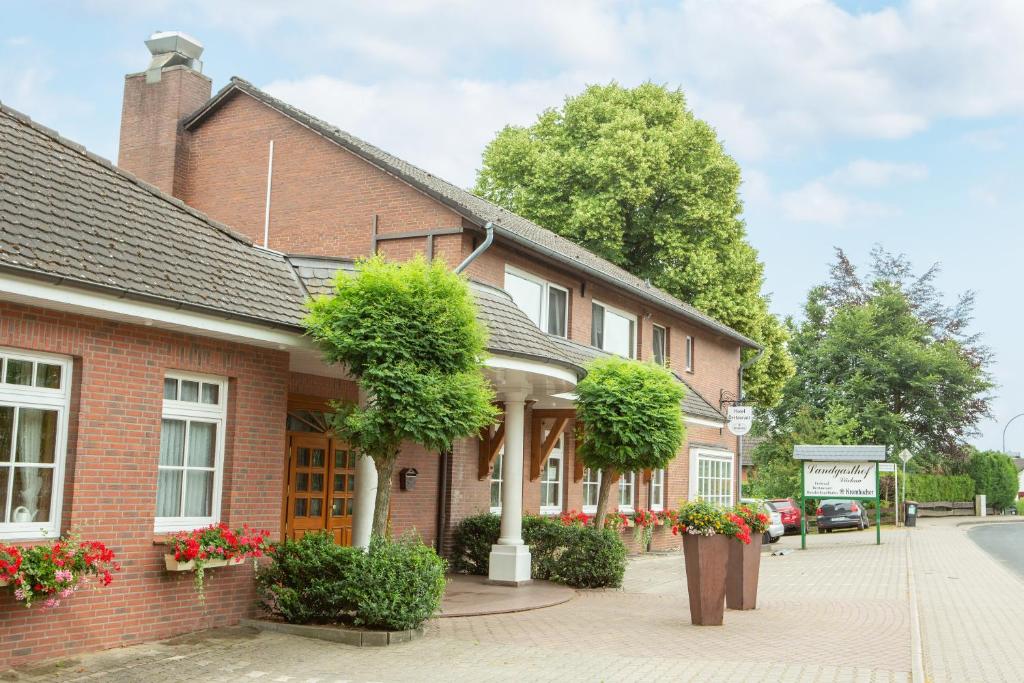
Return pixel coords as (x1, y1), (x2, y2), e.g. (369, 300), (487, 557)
(435, 448), (451, 555)
(737, 347), (764, 500)
(454, 222), (494, 274)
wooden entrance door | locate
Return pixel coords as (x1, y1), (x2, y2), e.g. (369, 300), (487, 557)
(284, 434), (356, 545)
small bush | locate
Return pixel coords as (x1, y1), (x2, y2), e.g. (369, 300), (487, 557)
(257, 532), (446, 631)
(449, 513), (500, 575)
(448, 513), (626, 588)
(347, 536), (448, 631)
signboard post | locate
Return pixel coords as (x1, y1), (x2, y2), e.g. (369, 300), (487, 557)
(794, 445), (887, 550)
(879, 462), (897, 525)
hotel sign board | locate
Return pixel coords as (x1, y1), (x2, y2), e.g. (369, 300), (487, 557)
(803, 461), (877, 498)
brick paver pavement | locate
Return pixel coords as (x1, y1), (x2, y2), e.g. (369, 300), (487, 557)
(909, 517), (1024, 683)
(6, 526), (916, 683)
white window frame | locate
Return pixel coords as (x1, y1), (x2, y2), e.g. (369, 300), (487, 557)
(652, 324), (668, 366)
(539, 433), (564, 515)
(582, 467), (601, 514)
(155, 372), (228, 533)
(688, 447), (734, 508)
(504, 266), (570, 338)
(592, 300), (638, 359)
(489, 448), (504, 514)
(649, 468), (665, 512)
(618, 471), (636, 513)
(0, 347), (73, 541)
(685, 335), (694, 372)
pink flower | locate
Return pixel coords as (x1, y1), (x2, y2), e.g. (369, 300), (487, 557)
(43, 597), (59, 609)
(13, 587), (27, 601)
(60, 587), (74, 598)
(55, 569), (73, 582)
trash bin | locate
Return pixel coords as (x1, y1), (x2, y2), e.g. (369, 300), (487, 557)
(904, 500), (918, 527)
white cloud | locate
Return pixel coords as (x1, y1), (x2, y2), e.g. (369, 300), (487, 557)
(828, 160), (929, 187)
(779, 180), (893, 225)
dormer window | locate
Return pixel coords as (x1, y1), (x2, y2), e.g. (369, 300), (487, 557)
(504, 266), (569, 338)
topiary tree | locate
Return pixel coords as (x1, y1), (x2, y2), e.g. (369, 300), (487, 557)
(304, 255), (500, 537)
(574, 356), (685, 528)
(968, 450), (1018, 511)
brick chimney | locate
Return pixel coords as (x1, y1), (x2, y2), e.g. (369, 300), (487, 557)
(117, 32), (211, 197)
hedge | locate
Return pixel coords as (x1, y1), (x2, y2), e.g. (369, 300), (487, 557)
(256, 532), (446, 631)
(901, 473), (974, 503)
(968, 451), (1018, 510)
(449, 513), (626, 588)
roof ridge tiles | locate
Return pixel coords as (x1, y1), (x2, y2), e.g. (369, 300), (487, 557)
(0, 100), (269, 257)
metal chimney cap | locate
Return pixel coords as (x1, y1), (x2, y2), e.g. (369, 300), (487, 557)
(146, 31), (204, 59)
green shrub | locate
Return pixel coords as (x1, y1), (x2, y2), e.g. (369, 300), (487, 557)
(448, 513), (626, 588)
(968, 451), (1018, 510)
(902, 473), (974, 502)
(347, 536), (448, 631)
(449, 513), (500, 575)
(256, 532), (446, 631)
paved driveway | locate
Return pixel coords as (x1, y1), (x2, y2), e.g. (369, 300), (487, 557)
(7, 528), (913, 683)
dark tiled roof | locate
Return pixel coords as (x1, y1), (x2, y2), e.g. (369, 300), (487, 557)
(546, 335), (725, 423)
(288, 256), (582, 374)
(0, 103), (308, 328)
(740, 433), (765, 466)
(187, 78), (759, 349)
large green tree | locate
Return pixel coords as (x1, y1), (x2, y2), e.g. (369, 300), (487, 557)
(304, 256), (500, 536)
(968, 450), (1018, 510)
(574, 356), (685, 527)
(474, 82), (792, 405)
(758, 248), (993, 478)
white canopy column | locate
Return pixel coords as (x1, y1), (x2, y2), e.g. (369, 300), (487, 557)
(488, 389), (531, 585)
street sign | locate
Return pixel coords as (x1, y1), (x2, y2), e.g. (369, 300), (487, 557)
(898, 449), (913, 463)
(879, 462), (896, 472)
(803, 461), (878, 498)
(727, 406), (754, 436)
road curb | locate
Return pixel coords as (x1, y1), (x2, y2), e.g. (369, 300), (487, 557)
(906, 529), (926, 683)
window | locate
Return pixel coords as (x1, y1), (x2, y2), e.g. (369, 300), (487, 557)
(539, 434), (563, 515)
(652, 324), (668, 366)
(504, 267), (569, 337)
(689, 449), (734, 508)
(685, 335), (694, 372)
(489, 449), (503, 513)
(618, 471), (636, 512)
(156, 373), (228, 532)
(650, 468), (665, 511)
(582, 467), (601, 514)
(591, 301), (637, 358)
(0, 348), (72, 540)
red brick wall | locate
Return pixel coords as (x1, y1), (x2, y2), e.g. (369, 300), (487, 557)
(179, 93), (464, 259)
(117, 67), (212, 197)
(0, 302), (288, 669)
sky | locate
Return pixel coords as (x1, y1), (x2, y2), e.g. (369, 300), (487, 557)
(2, 0), (1022, 454)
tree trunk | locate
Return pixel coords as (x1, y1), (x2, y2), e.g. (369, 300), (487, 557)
(593, 467), (618, 529)
(371, 448), (399, 539)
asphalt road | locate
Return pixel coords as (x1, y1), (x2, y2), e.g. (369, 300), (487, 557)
(968, 522), (1024, 579)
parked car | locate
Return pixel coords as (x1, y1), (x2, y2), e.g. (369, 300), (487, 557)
(769, 497), (802, 533)
(741, 498), (785, 544)
(815, 499), (871, 532)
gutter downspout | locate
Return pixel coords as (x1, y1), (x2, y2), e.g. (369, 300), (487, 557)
(454, 222), (494, 274)
(737, 347), (764, 501)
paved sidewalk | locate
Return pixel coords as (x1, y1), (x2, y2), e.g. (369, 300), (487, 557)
(908, 516), (1024, 683)
(6, 528), (913, 683)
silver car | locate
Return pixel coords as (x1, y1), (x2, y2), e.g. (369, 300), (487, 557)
(740, 498), (785, 544)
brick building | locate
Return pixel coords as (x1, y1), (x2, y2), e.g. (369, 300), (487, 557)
(0, 33), (758, 667)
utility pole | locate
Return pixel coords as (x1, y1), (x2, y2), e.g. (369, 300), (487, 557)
(1002, 413), (1024, 454)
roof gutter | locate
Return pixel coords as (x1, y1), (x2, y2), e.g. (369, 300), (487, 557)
(0, 262), (306, 335)
(454, 221), (493, 274)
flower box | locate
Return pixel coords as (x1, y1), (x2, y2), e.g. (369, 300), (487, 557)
(164, 554), (245, 572)
(726, 533), (763, 610)
(0, 578), (9, 588)
(682, 533), (730, 626)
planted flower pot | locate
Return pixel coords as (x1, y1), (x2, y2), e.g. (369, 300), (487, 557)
(682, 534), (730, 626)
(164, 555), (244, 571)
(726, 533), (762, 610)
